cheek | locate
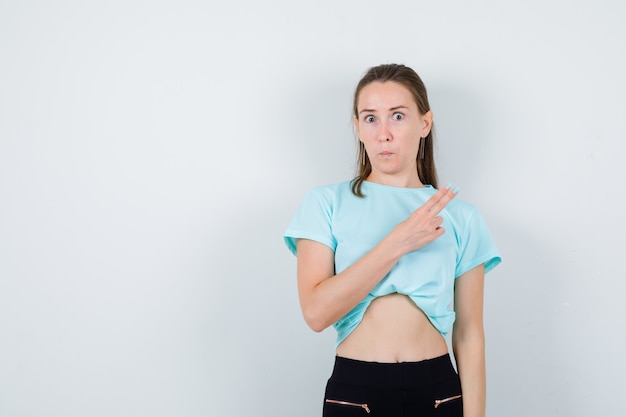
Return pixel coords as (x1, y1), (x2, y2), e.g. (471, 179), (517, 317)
(407, 123), (424, 139)
(358, 124), (377, 140)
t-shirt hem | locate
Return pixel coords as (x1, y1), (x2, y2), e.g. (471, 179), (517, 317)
(455, 252), (502, 278)
(284, 230), (336, 255)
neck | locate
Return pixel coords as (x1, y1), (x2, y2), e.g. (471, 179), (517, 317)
(365, 171), (424, 188)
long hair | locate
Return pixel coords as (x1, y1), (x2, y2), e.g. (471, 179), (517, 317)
(351, 64), (438, 197)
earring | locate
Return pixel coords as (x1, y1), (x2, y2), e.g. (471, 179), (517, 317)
(360, 142), (367, 166)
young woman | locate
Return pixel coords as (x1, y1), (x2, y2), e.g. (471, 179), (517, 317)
(284, 64), (501, 417)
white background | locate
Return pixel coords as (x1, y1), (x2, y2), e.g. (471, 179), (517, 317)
(1, 1), (624, 416)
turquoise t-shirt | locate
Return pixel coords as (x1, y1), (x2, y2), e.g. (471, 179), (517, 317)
(284, 180), (501, 347)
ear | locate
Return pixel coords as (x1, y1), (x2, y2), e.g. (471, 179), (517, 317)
(420, 110), (433, 138)
(353, 116), (362, 141)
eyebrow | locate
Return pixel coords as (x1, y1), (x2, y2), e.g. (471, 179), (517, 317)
(358, 105), (410, 115)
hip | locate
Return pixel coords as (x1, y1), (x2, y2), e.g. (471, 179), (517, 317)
(323, 354), (463, 416)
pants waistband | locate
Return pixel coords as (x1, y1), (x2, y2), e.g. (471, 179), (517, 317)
(329, 354), (457, 389)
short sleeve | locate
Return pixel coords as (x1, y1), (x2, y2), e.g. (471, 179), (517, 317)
(455, 208), (501, 278)
(284, 188), (336, 256)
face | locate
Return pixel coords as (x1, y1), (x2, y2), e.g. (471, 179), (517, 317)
(354, 81), (432, 183)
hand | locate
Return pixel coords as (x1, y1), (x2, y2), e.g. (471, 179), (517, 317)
(391, 184), (458, 254)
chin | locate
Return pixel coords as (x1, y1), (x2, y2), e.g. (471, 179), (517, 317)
(375, 163), (403, 174)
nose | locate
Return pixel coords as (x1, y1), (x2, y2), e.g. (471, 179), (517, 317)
(378, 121), (392, 142)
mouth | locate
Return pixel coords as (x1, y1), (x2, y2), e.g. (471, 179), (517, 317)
(379, 151), (393, 157)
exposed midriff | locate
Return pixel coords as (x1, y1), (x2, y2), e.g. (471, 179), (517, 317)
(335, 293), (449, 363)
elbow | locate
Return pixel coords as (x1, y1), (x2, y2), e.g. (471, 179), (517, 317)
(302, 307), (331, 333)
(307, 322), (326, 333)
(452, 324), (485, 354)
(452, 334), (485, 355)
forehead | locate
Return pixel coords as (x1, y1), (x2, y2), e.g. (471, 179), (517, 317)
(357, 81), (417, 111)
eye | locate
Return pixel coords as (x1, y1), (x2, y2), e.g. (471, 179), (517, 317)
(392, 112), (404, 121)
(364, 115), (375, 123)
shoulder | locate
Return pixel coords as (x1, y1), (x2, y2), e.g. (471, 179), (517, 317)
(441, 196), (493, 240)
(305, 180), (354, 202)
(442, 195), (501, 275)
(310, 180), (353, 193)
(443, 196), (481, 222)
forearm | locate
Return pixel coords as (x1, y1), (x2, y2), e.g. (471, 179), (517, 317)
(298, 234), (404, 332)
(453, 331), (486, 417)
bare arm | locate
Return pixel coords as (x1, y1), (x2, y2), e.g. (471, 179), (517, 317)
(452, 264), (486, 417)
(296, 185), (458, 332)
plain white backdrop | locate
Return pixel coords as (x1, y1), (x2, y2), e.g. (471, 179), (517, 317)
(1, 0), (624, 416)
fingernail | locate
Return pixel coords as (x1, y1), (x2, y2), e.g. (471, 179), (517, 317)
(446, 183), (453, 190)
(453, 186), (460, 195)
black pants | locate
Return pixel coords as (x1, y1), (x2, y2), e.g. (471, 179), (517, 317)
(322, 354), (463, 416)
